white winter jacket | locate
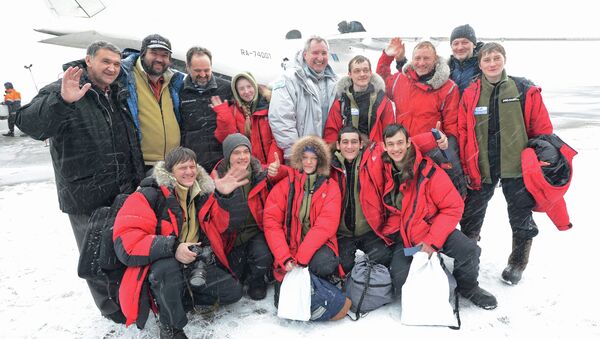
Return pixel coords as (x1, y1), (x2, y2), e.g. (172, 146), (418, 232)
(268, 50), (337, 159)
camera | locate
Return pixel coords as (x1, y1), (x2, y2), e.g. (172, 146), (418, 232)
(188, 245), (215, 287)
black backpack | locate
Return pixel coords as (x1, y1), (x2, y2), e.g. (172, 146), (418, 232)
(77, 189), (165, 301)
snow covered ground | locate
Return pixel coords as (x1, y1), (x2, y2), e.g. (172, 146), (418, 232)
(1, 87), (599, 338)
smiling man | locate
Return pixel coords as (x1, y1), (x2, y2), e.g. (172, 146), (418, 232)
(377, 124), (497, 310)
(16, 41), (145, 323)
(323, 55), (395, 145)
(179, 46), (233, 172)
(210, 133), (286, 301)
(269, 36), (338, 161)
(330, 126), (392, 273)
(377, 38), (467, 197)
(120, 34), (185, 171)
(448, 24), (484, 94)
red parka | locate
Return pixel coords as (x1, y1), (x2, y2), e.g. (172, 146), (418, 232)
(263, 170), (342, 282)
(378, 147), (464, 250)
(262, 136), (342, 282)
(213, 95), (282, 165)
(323, 74), (396, 143)
(376, 52), (460, 138)
(521, 135), (576, 231)
(329, 143), (387, 236)
(113, 162), (242, 327)
(458, 78), (553, 190)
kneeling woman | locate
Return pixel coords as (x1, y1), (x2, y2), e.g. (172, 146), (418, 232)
(378, 124), (497, 310)
(263, 136), (342, 307)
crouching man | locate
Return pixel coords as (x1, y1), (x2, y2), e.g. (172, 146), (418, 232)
(114, 147), (250, 338)
(211, 133), (286, 300)
(378, 124), (497, 310)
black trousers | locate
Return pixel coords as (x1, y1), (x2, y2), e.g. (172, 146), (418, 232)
(68, 213), (121, 317)
(227, 233), (274, 287)
(7, 112), (16, 132)
(460, 176), (538, 241)
(389, 229), (481, 298)
(148, 257), (243, 329)
(337, 231), (392, 273)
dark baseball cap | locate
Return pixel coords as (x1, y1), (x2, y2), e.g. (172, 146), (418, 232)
(141, 34), (172, 53)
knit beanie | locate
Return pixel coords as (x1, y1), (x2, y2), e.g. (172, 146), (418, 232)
(450, 24), (477, 45)
(223, 133), (252, 163)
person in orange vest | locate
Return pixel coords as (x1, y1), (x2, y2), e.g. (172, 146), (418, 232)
(3, 82), (21, 137)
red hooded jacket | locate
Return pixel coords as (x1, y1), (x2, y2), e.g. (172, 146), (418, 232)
(323, 74), (396, 143)
(376, 52), (460, 138)
(213, 101), (283, 165)
(263, 170), (342, 282)
(521, 135), (576, 231)
(378, 147), (464, 249)
(113, 163), (241, 327)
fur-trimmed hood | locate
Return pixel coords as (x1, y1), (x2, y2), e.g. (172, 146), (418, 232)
(152, 161), (215, 195)
(403, 56), (451, 90)
(335, 73), (386, 97)
(290, 136), (331, 176)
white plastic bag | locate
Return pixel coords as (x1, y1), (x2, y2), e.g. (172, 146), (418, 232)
(401, 252), (458, 327)
(277, 267), (311, 321)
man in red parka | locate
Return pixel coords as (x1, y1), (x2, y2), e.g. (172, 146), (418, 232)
(378, 124), (497, 310)
(114, 147), (249, 338)
(377, 39), (466, 197)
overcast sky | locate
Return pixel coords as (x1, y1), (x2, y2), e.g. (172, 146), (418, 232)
(3, 0), (600, 101)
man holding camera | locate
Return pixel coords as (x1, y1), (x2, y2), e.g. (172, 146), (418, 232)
(114, 146), (249, 339)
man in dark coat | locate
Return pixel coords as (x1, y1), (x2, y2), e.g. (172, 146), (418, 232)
(179, 46), (233, 172)
(16, 41), (145, 323)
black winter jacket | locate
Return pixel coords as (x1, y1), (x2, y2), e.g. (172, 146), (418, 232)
(16, 60), (145, 214)
(179, 75), (233, 172)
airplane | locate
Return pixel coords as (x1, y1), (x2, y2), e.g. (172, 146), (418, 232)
(37, 0), (600, 86)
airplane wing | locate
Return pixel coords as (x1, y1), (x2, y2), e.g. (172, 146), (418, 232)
(35, 29), (141, 51)
(328, 33), (600, 53)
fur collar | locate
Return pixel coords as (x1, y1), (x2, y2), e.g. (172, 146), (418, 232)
(403, 56), (451, 90)
(152, 161), (214, 195)
(290, 136), (331, 176)
(335, 73), (385, 97)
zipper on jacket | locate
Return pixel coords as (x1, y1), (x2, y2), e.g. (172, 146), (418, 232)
(91, 87), (121, 185)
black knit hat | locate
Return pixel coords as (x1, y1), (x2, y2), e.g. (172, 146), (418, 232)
(140, 34), (172, 55)
(450, 24), (477, 45)
(223, 133), (252, 163)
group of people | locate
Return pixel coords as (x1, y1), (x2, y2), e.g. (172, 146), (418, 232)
(14, 23), (558, 339)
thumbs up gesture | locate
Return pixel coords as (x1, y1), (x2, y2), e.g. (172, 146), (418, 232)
(267, 152), (281, 177)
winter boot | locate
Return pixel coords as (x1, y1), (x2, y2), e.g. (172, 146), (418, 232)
(247, 283), (268, 300)
(2, 131), (14, 137)
(501, 237), (533, 285)
(159, 323), (188, 339)
(459, 286), (498, 310)
(103, 309), (126, 324)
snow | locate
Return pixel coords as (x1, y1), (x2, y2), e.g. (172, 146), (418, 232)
(1, 88), (599, 339)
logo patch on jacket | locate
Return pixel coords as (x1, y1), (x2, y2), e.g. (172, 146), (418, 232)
(501, 97), (520, 103)
(474, 106), (488, 115)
